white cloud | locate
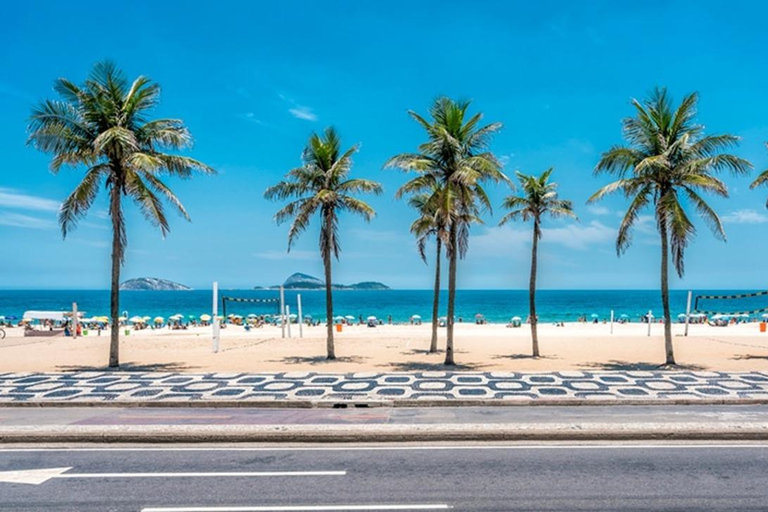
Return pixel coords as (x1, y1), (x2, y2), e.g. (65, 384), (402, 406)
(0, 188), (60, 212)
(288, 106), (317, 121)
(587, 205), (611, 216)
(0, 212), (56, 230)
(472, 220), (615, 252)
(254, 249), (317, 261)
(722, 209), (768, 225)
(240, 112), (265, 125)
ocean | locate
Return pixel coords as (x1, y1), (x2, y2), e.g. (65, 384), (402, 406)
(0, 289), (753, 324)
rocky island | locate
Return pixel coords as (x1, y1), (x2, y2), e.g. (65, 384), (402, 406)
(258, 272), (389, 291)
(120, 277), (192, 291)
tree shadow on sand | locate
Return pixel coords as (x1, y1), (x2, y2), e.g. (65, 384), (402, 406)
(731, 354), (768, 361)
(268, 355), (369, 365)
(582, 360), (706, 371)
(56, 362), (198, 372)
(493, 354), (561, 361)
(381, 361), (492, 372)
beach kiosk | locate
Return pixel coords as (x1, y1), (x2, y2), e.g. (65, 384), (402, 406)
(22, 311), (69, 337)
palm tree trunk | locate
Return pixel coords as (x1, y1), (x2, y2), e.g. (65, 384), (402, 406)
(659, 220), (675, 365)
(445, 224), (457, 366)
(430, 238), (441, 353)
(108, 188), (121, 368)
(529, 220), (540, 358)
(322, 212), (336, 360)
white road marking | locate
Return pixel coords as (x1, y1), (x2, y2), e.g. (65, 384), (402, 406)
(0, 467), (345, 485)
(141, 506), (451, 512)
(0, 443), (767, 453)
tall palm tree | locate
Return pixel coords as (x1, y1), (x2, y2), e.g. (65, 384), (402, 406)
(27, 61), (215, 368)
(750, 143), (768, 204)
(500, 169), (576, 357)
(265, 127), (382, 360)
(386, 98), (506, 365)
(589, 87), (751, 366)
(404, 185), (446, 353)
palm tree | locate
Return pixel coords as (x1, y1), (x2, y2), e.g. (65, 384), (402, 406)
(589, 87), (751, 366)
(500, 169), (576, 357)
(749, 143), (768, 204)
(265, 127), (382, 360)
(27, 61), (215, 368)
(403, 185), (446, 353)
(386, 98), (506, 365)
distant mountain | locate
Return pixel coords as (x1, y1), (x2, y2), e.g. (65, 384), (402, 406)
(120, 277), (191, 291)
(260, 272), (389, 291)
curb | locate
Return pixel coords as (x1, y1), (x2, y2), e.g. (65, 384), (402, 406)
(3, 397), (768, 408)
(2, 423), (768, 443)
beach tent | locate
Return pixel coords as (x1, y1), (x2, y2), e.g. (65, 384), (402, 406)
(23, 311), (68, 322)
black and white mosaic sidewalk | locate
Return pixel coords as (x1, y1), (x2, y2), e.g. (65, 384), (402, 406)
(2, 371), (768, 404)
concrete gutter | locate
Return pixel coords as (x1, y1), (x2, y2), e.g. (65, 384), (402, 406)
(2, 422), (768, 443)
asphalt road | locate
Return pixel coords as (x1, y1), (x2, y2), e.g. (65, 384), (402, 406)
(1, 443), (768, 511)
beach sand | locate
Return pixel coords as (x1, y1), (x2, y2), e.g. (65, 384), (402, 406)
(1, 321), (768, 372)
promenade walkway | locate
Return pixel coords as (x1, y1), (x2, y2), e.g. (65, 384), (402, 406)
(2, 370), (768, 404)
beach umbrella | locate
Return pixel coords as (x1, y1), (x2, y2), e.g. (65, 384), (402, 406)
(619, 314), (629, 318)
(475, 313), (484, 318)
(188, 315), (197, 320)
(247, 313), (257, 318)
(345, 315), (355, 321)
(129, 316), (144, 323)
(367, 316), (377, 321)
(677, 313), (687, 318)
(288, 314), (297, 320)
(590, 314), (599, 319)
(6, 315), (17, 320)
(511, 316), (522, 321)
(154, 316), (164, 323)
(200, 314), (212, 321)
(118, 316), (127, 322)
(411, 314), (421, 319)
(0, 316), (5, 321)
(762, 313), (768, 319)
(333, 316), (345, 321)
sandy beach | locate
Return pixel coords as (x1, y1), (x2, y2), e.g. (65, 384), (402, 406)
(1, 321), (767, 372)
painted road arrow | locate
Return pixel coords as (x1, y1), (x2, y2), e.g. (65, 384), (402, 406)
(0, 467), (346, 485)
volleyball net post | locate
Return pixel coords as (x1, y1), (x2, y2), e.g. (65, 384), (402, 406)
(684, 290), (692, 337)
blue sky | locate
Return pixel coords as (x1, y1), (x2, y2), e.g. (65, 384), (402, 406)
(1, 0), (767, 290)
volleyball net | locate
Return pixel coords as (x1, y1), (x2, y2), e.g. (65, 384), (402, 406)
(693, 290), (768, 316)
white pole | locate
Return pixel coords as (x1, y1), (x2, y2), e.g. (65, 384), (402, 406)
(280, 286), (286, 339)
(610, 309), (614, 335)
(297, 294), (304, 338)
(72, 302), (78, 339)
(647, 310), (653, 337)
(212, 282), (220, 353)
(684, 290), (692, 337)
(286, 305), (292, 338)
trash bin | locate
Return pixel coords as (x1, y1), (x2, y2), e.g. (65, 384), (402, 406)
(124, 329), (130, 335)
(82, 330), (88, 336)
(336, 323), (342, 333)
(760, 322), (766, 333)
